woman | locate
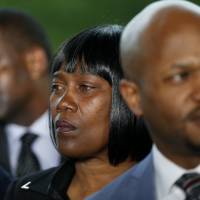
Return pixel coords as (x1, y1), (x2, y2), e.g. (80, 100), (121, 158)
(5, 25), (151, 200)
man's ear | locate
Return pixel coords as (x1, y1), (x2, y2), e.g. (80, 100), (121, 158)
(120, 79), (143, 116)
(24, 47), (48, 80)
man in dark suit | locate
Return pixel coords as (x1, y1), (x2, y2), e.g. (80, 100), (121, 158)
(87, 1), (200, 200)
(0, 166), (12, 199)
(0, 9), (60, 177)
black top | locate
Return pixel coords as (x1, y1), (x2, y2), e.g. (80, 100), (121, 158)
(5, 159), (75, 200)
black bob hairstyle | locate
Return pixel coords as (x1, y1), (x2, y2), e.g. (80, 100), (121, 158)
(50, 24), (152, 165)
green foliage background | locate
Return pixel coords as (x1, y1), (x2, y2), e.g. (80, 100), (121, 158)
(0, 0), (199, 52)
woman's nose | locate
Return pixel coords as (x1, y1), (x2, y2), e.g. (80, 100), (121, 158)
(56, 90), (78, 113)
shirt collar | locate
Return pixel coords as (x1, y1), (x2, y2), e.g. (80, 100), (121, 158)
(5, 111), (48, 140)
(29, 111), (49, 137)
(5, 124), (26, 142)
(153, 145), (200, 197)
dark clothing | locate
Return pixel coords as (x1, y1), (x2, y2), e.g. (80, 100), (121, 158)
(5, 160), (75, 200)
(0, 166), (12, 199)
(0, 126), (11, 173)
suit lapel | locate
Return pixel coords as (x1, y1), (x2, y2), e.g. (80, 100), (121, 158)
(131, 152), (155, 200)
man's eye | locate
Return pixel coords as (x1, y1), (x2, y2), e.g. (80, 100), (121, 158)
(171, 71), (190, 83)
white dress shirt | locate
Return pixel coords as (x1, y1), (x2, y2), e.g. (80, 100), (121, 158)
(6, 111), (60, 175)
(152, 145), (200, 200)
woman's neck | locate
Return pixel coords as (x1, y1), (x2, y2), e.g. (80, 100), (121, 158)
(67, 157), (135, 200)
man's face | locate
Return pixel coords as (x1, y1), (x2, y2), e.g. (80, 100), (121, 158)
(139, 25), (200, 156)
(121, 21), (200, 160)
(0, 45), (34, 122)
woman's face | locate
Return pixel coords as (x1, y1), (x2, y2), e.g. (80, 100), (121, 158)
(50, 65), (112, 160)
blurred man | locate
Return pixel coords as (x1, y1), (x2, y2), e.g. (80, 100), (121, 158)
(87, 1), (200, 200)
(0, 9), (60, 177)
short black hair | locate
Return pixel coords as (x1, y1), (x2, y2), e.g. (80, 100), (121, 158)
(0, 8), (51, 60)
(50, 25), (152, 165)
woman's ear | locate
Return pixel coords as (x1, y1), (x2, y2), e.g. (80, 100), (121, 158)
(120, 79), (143, 116)
(24, 47), (48, 80)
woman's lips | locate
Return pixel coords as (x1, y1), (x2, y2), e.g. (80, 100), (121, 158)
(56, 120), (77, 133)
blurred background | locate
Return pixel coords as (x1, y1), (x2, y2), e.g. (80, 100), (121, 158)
(0, 0), (199, 52)
(0, 0), (151, 52)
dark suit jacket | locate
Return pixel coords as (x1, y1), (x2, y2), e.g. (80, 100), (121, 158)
(5, 160), (74, 200)
(0, 124), (11, 173)
(0, 166), (12, 199)
(86, 153), (155, 200)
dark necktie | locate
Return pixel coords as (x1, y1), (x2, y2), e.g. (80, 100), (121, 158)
(175, 173), (200, 200)
(16, 132), (41, 177)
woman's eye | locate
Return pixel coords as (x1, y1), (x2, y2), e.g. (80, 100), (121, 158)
(79, 84), (95, 92)
(51, 83), (63, 93)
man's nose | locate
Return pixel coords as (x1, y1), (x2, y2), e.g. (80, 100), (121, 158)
(191, 72), (200, 103)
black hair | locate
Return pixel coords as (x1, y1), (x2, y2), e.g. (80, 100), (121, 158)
(0, 8), (51, 60)
(50, 25), (152, 165)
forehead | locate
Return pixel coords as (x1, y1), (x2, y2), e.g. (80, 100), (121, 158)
(161, 27), (200, 59)
(121, 7), (200, 81)
(148, 7), (200, 40)
(140, 9), (200, 72)
(0, 40), (23, 69)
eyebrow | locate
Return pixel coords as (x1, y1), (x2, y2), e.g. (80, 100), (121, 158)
(172, 61), (200, 69)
